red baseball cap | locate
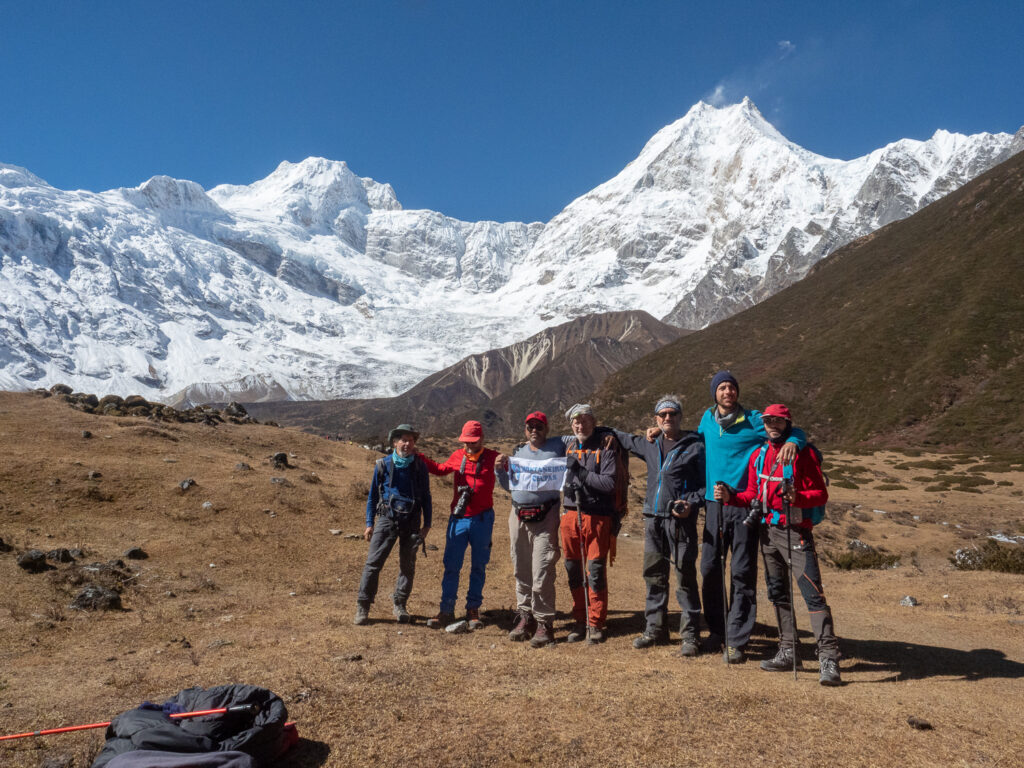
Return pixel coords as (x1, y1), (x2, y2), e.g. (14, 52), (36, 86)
(524, 411), (548, 426)
(458, 420), (484, 442)
(763, 404), (792, 421)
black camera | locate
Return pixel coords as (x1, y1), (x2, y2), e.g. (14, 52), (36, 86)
(742, 499), (763, 528)
(452, 484), (474, 518)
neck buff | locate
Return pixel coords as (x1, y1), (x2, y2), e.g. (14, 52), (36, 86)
(464, 448), (483, 461)
(392, 451), (414, 468)
(714, 404), (742, 430)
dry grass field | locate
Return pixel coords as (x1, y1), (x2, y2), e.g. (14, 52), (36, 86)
(1, 391), (1022, 768)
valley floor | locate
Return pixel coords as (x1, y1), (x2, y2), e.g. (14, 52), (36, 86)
(1, 392), (1022, 767)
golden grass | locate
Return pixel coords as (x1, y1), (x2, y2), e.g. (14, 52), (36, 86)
(1, 393), (1022, 767)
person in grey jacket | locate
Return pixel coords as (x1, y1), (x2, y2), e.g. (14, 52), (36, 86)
(615, 396), (705, 655)
(496, 411), (566, 647)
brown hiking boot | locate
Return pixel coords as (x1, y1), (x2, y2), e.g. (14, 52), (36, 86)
(508, 611), (536, 641)
(426, 611), (455, 629)
(530, 621), (555, 648)
(466, 608), (484, 630)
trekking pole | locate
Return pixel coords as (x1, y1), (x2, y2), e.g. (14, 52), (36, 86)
(0, 704), (261, 741)
(576, 505), (592, 633)
(714, 490), (730, 665)
(784, 492), (799, 681)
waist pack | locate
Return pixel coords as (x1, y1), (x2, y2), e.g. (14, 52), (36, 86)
(374, 457), (421, 525)
(513, 498), (558, 523)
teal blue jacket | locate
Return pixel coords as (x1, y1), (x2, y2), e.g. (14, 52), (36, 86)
(698, 407), (805, 501)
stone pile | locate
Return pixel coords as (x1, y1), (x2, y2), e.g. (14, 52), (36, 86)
(34, 384), (261, 426)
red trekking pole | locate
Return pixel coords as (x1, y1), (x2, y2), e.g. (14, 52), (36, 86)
(0, 704), (260, 741)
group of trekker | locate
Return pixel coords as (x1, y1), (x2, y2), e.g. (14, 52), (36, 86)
(352, 370), (842, 686)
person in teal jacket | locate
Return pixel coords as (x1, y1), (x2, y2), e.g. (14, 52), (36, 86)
(698, 371), (805, 663)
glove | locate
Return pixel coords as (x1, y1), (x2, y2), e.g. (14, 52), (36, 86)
(565, 454), (588, 479)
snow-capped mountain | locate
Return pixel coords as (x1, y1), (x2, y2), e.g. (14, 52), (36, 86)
(1, 99), (1020, 403)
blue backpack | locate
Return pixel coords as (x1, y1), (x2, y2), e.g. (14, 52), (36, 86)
(753, 443), (827, 525)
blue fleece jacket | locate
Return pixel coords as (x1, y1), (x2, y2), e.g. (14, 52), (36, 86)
(698, 406), (805, 500)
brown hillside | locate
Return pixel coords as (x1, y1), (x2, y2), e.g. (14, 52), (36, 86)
(247, 310), (683, 441)
(1, 392), (1023, 767)
(593, 148), (1024, 451)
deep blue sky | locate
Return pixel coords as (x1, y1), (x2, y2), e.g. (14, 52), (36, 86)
(2, 1), (1021, 223)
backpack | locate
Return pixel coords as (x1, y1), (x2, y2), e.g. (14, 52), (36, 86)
(753, 442), (827, 525)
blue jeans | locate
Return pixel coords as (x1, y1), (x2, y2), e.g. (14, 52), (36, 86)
(440, 508), (494, 613)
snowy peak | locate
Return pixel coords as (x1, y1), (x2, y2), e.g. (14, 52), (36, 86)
(1, 99), (1020, 404)
(209, 157), (401, 233)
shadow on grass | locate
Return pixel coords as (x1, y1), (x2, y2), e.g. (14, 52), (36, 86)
(839, 638), (1024, 683)
(279, 738), (331, 768)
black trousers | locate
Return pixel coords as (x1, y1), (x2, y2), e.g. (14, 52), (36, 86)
(700, 501), (759, 647)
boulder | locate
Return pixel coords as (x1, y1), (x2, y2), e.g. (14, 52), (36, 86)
(17, 549), (51, 572)
(70, 585), (123, 611)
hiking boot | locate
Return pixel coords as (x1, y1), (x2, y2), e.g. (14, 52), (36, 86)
(353, 603), (369, 626)
(466, 608), (484, 630)
(632, 631), (666, 649)
(392, 602), (411, 624)
(679, 636), (699, 658)
(509, 611), (536, 641)
(819, 657), (842, 686)
(530, 621), (555, 648)
(702, 633), (723, 653)
(586, 627), (606, 645)
(426, 611), (455, 629)
(726, 646), (746, 664)
(760, 646), (803, 672)
(566, 622), (588, 643)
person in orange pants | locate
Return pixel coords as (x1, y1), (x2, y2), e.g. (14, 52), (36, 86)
(560, 404), (620, 644)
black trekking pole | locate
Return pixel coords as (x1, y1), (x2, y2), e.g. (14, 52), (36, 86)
(577, 505), (592, 635)
(714, 487), (730, 665)
(784, 490), (799, 681)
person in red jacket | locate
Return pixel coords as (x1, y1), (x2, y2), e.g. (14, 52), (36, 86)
(422, 420), (499, 630)
(715, 404), (841, 686)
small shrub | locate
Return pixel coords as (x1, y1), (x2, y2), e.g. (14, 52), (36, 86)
(950, 541), (1024, 574)
(924, 485), (948, 492)
(827, 547), (900, 570)
(875, 483), (907, 491)
(996, 480), (1014, 487)
(832, 479), (859, 490)
(894, 460), (955, 471)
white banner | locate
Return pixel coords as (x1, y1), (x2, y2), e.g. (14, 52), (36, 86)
(507, 456), (568, 492)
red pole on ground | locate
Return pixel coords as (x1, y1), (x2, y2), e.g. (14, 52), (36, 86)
(0, 705), (259, 742)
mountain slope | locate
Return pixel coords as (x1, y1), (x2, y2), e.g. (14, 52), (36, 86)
(247, 310), (684, 440)
(1, 102), (1019, 402)
(592, 148), (1024, 450)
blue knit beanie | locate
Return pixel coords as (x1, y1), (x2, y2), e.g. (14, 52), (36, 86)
(710, 370), (739, 401)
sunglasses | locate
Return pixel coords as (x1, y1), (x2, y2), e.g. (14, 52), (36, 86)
(656, 411), (679, 419)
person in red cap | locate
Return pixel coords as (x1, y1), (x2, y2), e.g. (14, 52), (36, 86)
(496, 411), (566, 647)
(422, 420), (500, 629)
(715, 403), (841, 686)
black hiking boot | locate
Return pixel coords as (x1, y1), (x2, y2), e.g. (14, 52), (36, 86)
(632, 630), (666, 649)
(679, 634), (699, 658)
(760, 646), (803, 672)
(819, 657), (842, 686)
(392, 602), (411, 624)
(726, 646), (746, 664)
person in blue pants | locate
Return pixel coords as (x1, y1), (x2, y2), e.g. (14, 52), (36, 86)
(420, 420), (500, 630)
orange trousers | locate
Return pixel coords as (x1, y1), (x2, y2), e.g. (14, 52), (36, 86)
(559, 510), (612, 627)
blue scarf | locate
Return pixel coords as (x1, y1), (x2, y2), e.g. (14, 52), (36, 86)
(392, 451), (414, 469)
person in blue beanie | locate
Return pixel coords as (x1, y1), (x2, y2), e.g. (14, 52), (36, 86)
(699, 372), (805, 662)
